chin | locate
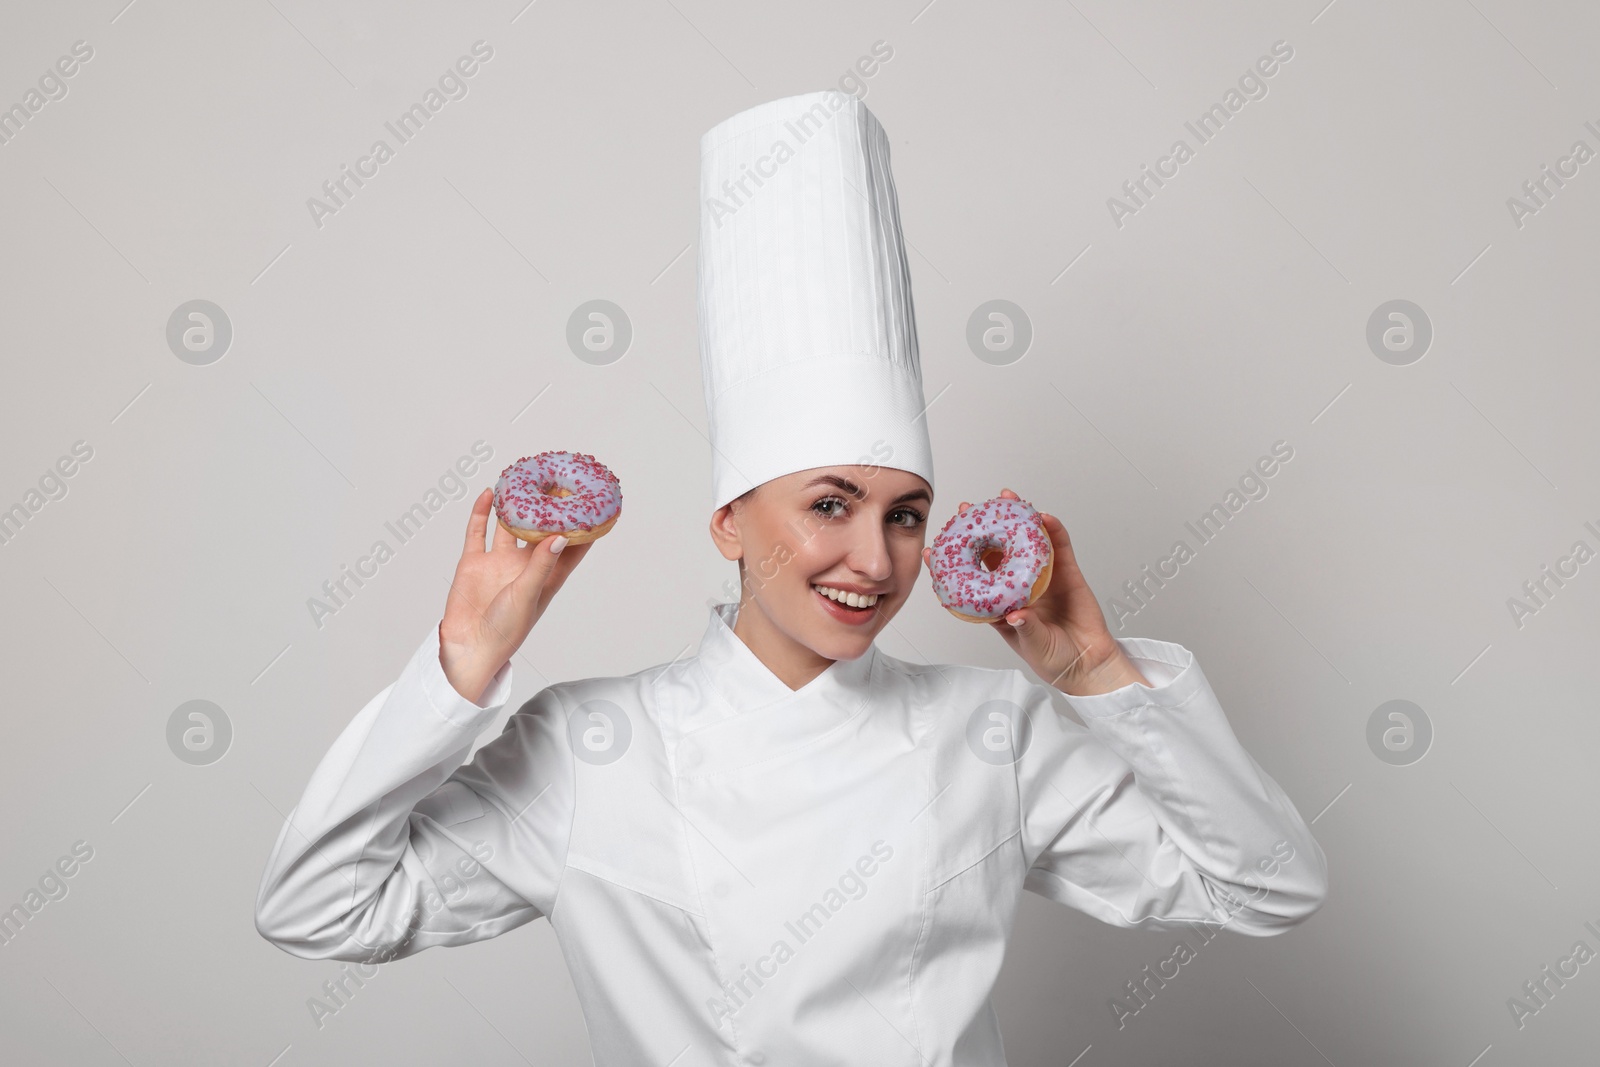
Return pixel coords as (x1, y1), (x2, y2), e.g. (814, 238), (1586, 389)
(810, 609), (892, 660)
(820, 633), (874, 659)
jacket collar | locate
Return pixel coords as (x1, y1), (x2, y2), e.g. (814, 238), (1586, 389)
(672, 601), (879, 774)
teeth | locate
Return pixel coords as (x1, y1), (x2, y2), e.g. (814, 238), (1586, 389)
(813, 584), (878, 608)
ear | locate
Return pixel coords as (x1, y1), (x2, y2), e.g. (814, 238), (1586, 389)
(707, 503), (745, 563)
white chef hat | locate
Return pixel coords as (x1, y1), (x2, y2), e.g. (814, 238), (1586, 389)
(697, 89), (935, 513)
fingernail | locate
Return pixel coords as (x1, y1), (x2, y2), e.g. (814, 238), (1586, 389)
(549, 535), (569, 554)
(1007, 614), (1023, 626)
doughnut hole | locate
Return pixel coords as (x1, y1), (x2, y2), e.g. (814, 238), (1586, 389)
(541, 484), (575, 498)
(976, 540), (1006, 572)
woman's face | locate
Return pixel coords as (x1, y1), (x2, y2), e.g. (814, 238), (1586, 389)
(709, 464), (933, 663)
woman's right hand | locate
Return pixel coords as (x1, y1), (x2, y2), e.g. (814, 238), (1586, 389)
(438, 487), (594, 704)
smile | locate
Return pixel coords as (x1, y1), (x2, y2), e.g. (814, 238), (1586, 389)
(812, 584), (879, 610)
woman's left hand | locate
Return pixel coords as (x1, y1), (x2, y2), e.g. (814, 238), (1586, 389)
(923, 489), (1150, 697)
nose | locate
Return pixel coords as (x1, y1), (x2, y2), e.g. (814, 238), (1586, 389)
(846, 517), (894, 585)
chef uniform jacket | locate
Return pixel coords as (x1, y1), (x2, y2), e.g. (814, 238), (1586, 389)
(255, 599), (1328, 1066)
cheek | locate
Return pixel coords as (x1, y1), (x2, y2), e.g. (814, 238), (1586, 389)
(781, 536), (826, 578)
(895, 542), (923, 583)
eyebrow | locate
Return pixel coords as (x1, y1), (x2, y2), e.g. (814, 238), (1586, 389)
(802, 474), (932, 505)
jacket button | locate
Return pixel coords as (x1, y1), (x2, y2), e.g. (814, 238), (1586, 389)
(748, 1053), (766, 1065)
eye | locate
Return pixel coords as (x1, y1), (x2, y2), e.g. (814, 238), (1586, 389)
(811, 497), (926, 527)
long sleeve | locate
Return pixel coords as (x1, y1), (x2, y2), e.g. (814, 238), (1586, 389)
(1016, 637), (1328, 936)
(254, 623), (576, 964)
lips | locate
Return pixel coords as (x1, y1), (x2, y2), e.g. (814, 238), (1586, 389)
(813, 585), (879, 625)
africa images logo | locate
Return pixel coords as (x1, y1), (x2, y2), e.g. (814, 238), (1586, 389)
(702, 40), (894, 230)
(1105, 40), (1295, 228)
(304, 41), (494, 229)
(704, 840), (895, 1025)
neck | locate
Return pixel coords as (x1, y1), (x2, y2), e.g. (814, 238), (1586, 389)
(732, 592), (835, 692)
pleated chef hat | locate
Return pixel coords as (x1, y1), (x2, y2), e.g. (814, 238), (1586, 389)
(698, 89), (935, 512)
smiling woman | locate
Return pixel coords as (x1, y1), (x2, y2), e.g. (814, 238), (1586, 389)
(256, 89), (1327, 1067)
(708, 460), (933, 690)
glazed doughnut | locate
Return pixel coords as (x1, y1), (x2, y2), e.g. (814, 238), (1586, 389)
(493, 451), (622, 545)
(928, 496), (1053, 623)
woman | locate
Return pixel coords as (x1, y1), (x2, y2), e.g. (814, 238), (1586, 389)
(256, 91), (1327, 1065)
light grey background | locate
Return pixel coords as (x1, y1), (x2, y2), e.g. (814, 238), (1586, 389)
(2, 0), (1596, 1064)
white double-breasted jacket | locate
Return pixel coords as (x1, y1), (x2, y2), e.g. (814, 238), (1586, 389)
(256, 600), (1327, 1065)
